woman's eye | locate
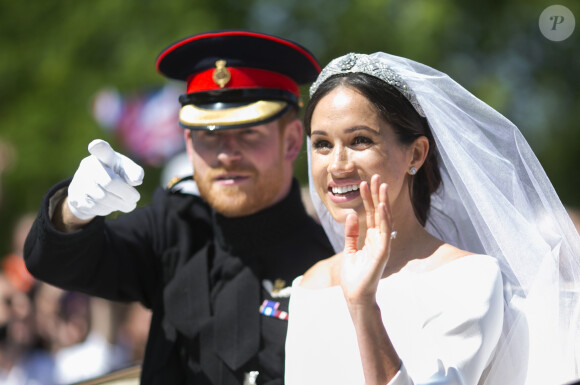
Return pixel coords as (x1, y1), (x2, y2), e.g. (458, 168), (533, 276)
(312, 139), (332, 149)
(352, 136), (373, 146)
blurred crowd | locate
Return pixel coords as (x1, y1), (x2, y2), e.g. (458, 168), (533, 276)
(0, 212), (151, 385)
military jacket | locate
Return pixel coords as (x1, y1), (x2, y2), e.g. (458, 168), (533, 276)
(25, 178), (333, 385)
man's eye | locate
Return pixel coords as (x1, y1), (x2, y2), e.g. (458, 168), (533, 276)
(200, 131), (218, 138)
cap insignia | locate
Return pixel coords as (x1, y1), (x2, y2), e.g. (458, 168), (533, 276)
(212, 60), (231, 88)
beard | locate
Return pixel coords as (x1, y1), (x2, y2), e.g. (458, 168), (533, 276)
(194, 160), (286, 218)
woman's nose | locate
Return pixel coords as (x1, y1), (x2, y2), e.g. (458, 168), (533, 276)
(328, 146), (354, 176)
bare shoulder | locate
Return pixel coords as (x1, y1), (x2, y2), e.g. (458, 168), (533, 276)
(299, 253), (342, 289)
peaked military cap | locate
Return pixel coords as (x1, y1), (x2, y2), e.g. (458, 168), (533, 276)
(156, 30), (321, 130)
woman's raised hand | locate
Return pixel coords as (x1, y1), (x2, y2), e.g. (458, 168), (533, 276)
(341, 174), (394, 306)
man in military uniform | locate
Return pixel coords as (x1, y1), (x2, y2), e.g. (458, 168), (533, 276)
(24, 30), (333, 384)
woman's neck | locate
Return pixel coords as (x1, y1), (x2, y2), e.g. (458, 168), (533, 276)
(357, 210), (443, 277)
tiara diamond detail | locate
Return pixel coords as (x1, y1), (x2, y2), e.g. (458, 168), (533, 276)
(339, 53), (358, 71)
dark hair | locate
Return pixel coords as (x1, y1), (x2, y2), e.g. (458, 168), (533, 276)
(304, 73), (441, 226)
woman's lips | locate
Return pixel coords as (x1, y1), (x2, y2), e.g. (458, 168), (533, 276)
(327, 182), (361, 203)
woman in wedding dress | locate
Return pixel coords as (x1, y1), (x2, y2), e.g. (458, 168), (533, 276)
(285, 52), (580, 385)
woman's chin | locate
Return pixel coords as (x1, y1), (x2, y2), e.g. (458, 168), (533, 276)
(328, 207), (361, 225)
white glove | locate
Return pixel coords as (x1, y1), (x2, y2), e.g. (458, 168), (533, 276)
(67, 139), (145, 220)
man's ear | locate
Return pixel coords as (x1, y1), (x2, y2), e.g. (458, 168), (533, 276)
(283, 118), (304, 162)
(184, 129), (195, 163)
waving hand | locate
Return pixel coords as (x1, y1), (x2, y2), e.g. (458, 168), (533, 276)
(340, 174), (395, 306)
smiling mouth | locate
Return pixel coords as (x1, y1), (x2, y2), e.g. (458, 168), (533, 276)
(330, 184), (360, 196)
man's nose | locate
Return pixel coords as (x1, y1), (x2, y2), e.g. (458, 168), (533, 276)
(216, 134), (243, 165)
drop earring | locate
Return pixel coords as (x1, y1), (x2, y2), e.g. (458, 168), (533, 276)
(409, 166), (417, 175)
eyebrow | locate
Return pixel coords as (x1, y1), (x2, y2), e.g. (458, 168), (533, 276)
(311, 125), (380, 136)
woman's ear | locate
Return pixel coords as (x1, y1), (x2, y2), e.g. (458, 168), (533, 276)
(410, 136), (429, 170)
(283, 118), (304, 162)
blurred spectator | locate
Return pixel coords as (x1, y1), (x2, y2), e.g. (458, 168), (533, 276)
(0, 273), (55, 385)
(2, 212), (150, 384)
(32, 287), (150, 384)
(31, 282), (63, 355)
(113, 302), (152, 366)
(52, 292), (119, 384)
(1, 212), (54, 384)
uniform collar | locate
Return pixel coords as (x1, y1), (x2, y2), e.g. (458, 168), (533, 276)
(212, 178), (306, 256)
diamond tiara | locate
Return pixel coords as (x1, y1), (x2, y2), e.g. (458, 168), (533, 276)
(310, 53), (425, 117)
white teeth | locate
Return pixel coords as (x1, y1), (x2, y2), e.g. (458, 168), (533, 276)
(332, 185), (360, 195)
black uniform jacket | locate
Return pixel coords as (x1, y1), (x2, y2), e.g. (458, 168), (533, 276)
(24, 178), (333, 385)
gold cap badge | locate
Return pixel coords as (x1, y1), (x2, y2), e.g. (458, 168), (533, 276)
(212, 60), (231, 88)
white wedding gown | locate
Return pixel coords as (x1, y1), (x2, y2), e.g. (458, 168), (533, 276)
(285, 254), (518, 385)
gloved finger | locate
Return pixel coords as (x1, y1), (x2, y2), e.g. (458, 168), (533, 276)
(85, 156), (140, 203)
(69, 177), (112, 215)
(76, 186), (138, 217)
(88, 140), (144, 186)
(88, 139), (119, 171)
(89, 187), (140, 213)
(84, 154), (139, 200)
(118, 153), (144, 187)
(89, 190), (137, 215)
(99, 176), (141, 204)
(80, 156), (114, 192)
(68, 175), (106, 205)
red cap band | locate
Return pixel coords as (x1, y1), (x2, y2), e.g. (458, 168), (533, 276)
(186, 67), (300, 97)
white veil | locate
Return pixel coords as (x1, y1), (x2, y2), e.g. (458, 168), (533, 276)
(306, 52), (580, 385)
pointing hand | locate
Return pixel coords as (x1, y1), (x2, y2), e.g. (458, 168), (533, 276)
(67, 139), (145, 220)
